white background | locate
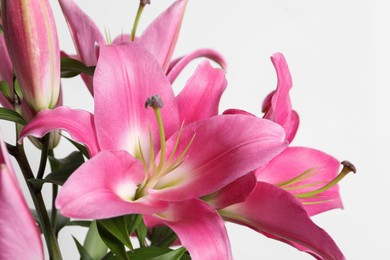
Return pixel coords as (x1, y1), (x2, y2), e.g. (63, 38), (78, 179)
(2, 0), (388, 259)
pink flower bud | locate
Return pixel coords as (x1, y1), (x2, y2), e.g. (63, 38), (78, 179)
(1, 0), (60, 111)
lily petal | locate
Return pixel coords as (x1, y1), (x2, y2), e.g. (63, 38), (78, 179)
(138, 0), (188, 72)
(144, 199), (232, 260)
(221, 181), (345, 259)
(176, 61), (227, 124)
(0, 136), (43, 260)
(256, 147), (342, 216)
(151, 114), (287, 201)
(59, 0), (105, 94)
(56, 150), (168, 219)
(93, 43), (179, 156)
(263, 53), (299, 142)
(18, 106), (100, 156)
(167, 48), (227, 83)
(205, 172), (257, 210)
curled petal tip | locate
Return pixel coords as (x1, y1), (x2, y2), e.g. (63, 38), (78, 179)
(341, 160), (356, 174)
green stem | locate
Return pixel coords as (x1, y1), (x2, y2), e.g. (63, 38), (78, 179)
(37, 134), (50, 179)
(9, 144), (63, 260)
(48, 150), (58, 234)
(130, 2), (146, 41)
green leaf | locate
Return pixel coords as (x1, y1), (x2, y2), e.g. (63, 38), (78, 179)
(67, 220), (92, 228)
(73, 236), (94, 260)
(0, 107), (26, 125)
(148, 247), (188, 260)
(0, 80), (11, 98)
(45, 151), (85, 185)
(127, 214), (143, 237)
(62, 135), (90, 158)
(103, 247), (189, 260)
(0, 24), (3, 33)
(14, 79), (23, 99)
(135, 216), (148, 247)
(96, 221), (129, 260)
(97, 216), (133, 250)
(84, 221), (108, 260)
(150, 226), (177, 248)
(61, 57), (95, 78)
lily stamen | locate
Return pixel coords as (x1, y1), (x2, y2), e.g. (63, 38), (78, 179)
(295, 161), (356, 199)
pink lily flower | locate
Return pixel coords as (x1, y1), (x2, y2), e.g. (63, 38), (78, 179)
(224, 53), (346, 215)
(20, 42), (287, 259)
(1, 0), (60, 112)
(0, 135), (43, 260)
(58, 0), (226, 94)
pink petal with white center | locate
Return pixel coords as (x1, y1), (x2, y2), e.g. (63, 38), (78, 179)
(93, 43), (179, 156)
(138, 0), (188, 72)
(144, 199), (232, 260)
(221, 181), (345, 259)
(59, 0), (105, 94)
(205, 172), (257, 210)
(167, 48), (227, 83)
(263, 53), (299, 142)
(56, 150), (168, 219)
(150, 114), (287, 201)
(256, 147), (342, 216)
(0, 136), (43, 260)
(18, 106), (100, 156)
(176, 61), (227, 124)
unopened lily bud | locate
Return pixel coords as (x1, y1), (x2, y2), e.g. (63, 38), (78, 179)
(1, 0), (60, 111)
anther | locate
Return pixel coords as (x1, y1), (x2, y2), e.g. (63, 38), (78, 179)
(145, 95), (163, 109)
(341, 160), (356, 174)
(141, 0), (151, 5)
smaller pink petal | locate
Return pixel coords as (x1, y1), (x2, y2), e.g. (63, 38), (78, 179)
(56, 150), (168, 219)
(0, 136), (43, 260)
(138, 0), (188, 72)
(18, 106), (100, 156)
(263, 53), (299, 142)
(205, 172), (257, 210)
(144, 199), (232, 260)
(167, 48), (227, 83)
(59, 0), (105, 95)
(223, 108), (256, 117)
(256, 147), (343, 216)
(176, 61), (227, 124)
(221, 182), (345, 259)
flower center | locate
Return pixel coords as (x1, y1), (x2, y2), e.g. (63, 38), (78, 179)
(134, 95), (195, 199)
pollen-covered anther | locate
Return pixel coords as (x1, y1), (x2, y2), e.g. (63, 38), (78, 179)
(141, 0), (151, 5)
(341, 160), (356, 174)
(145, 95), (163, 109)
